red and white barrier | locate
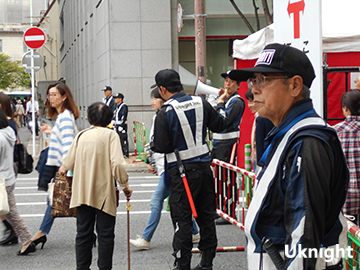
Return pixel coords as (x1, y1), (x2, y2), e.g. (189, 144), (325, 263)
(347, 219), (360, 239)
(192, 246), (245, 253)
(216, 209), (245, 231)
(212, 158), (256, 227)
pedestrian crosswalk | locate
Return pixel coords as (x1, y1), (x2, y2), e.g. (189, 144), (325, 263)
(14, 173), (169, 218)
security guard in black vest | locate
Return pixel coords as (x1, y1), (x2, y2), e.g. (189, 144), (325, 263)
(151, 69), (232, 270)
(101, 86), (116, 111)
(212, 71), (245, 223)
(114, 93), (129, 158)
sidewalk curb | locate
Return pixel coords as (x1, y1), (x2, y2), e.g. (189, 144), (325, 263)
(125, 167), (148, 173)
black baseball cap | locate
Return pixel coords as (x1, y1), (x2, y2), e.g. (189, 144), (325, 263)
(114, 93), (124, 99)
(155, 69), (183, 91)
(221, 70), (231, 79)
(221, 70), (242, 82)
(229, 43), (316, 88)
(102, 86), (112, 91)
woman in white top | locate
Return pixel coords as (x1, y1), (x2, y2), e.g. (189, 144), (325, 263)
(31, 81), (80, 249)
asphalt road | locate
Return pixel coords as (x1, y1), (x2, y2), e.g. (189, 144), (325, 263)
(0, 126), (247, 269)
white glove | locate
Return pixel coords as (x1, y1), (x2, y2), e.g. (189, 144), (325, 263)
(111, 120), (115, 125)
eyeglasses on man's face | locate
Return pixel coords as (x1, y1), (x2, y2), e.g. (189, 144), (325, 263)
(247, 74), (290, 88)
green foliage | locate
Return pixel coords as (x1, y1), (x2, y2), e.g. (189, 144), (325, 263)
(0, 53), (31, 90)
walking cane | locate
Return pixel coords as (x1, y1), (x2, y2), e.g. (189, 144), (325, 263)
(174, 149), (198, 218)
(126, 196), (132, 270)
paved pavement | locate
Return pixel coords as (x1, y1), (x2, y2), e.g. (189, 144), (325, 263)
(0, 126), (248, 269)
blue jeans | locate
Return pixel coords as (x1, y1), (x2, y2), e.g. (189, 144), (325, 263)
(142, 173), (198, 242)
(253, 161), (258, 174)
(39, 197), (54, 234)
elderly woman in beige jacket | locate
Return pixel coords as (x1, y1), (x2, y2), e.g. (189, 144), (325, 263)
(60, 102), (132, 270)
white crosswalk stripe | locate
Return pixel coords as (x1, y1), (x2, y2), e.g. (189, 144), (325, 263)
(14, 174), (166, 218)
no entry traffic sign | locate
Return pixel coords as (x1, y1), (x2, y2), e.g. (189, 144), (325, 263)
(23, 27), (46, 49)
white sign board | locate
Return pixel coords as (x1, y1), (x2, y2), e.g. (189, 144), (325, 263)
(21, 51), (43, 73)
(274, 0), (323, 116)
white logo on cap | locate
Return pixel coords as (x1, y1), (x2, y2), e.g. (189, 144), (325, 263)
(255, 49), (276, 66)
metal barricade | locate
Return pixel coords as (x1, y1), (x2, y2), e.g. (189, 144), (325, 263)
(132, 121), (150, 161)
(211, 158), (256, 227)
(345, 219), (360, 270)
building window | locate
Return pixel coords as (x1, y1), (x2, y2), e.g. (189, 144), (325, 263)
(59, 9), (64, 51)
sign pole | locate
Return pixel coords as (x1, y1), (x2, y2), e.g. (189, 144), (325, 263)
(194, 0), (206, 83)
(23, 26), (46, 156)
(30, 49), (36, 156)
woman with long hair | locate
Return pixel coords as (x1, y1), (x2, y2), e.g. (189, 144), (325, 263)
(0, 92), (19, 246)
(31, 81), (80, 248)
(0, 108), (35, 255)
(0, 92), (17, 134)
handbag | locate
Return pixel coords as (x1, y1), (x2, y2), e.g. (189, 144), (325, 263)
(15, 135), (33, 174)
(48, 182), (54, 206)
(50, 127), (84, 218)
(51, 172), (77, 218)
(14, 105), (19, 117)
(0, 178), (9, 216)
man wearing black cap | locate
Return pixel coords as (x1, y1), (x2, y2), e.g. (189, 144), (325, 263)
(114, 93), (129, 158)
(229, 43), (349, 270)
(211, 70), (245, 224)
(151, 69), (231, 270)
(101, 86), (116, 111)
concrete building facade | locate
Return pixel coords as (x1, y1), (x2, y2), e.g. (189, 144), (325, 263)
(48, 0), (271, 153)
(0, 24), (27, 62)
(34, 0), (60, 104)
(58, 0), (178, 141)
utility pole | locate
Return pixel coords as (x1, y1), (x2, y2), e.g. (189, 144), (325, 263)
(194, 0), (206, 83)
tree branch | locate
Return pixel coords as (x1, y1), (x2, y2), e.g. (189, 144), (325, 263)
(262, 0), (273, 25)
(252, 0), (260, 31)
(229, 0), (255, 33)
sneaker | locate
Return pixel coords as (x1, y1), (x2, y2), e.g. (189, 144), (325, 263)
(129, 235), (150, 250)
(192, 233), (200, 243)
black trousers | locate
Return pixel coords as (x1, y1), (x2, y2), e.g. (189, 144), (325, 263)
(116, 128), (129, 158)
(27, 114), (39, 135)
(76, 205), (115, 270)
(169, 163), (217, 269)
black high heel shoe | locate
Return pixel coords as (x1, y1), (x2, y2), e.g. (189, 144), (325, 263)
(17, 242), (36, 256)
(0, 229), (18, 245)
(32, 235), (47, 249)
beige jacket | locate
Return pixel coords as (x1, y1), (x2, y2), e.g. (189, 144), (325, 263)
(62, 126), (129, 217)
